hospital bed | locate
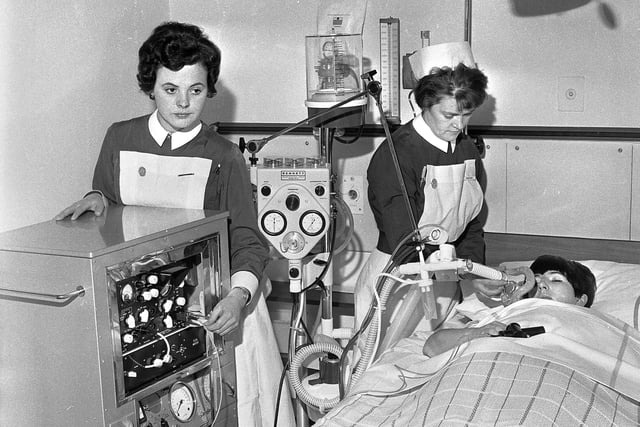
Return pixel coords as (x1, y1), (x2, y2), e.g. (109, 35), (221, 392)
(314, 233), (640, 426)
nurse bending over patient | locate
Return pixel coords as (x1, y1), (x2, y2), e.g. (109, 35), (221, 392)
(355, 52), (490, 331)
(55, 21), (294, 427)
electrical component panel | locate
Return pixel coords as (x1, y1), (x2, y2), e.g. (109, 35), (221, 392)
(108, 241), (216, 404)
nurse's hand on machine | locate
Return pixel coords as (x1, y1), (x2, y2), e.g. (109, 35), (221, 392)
(55, 192), (106, 221)
(200, 288), (248, 335)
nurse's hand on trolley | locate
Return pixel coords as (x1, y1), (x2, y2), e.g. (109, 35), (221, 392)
(54, 192), (106, 220)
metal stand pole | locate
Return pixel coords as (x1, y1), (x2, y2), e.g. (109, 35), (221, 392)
(290, 291), (309, 427)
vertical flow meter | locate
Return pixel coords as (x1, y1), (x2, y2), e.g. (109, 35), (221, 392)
(379, 18), (401, 123)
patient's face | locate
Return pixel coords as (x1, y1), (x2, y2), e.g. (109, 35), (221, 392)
(532, 271), (578, 305)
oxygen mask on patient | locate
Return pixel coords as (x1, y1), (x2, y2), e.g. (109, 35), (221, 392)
(499, 267), (536, 306)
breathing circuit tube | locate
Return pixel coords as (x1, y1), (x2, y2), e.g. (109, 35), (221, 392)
(338, 227), (523, 396)
(338, 74), (427, 393)
(288, 342), (343, 412)
(338, 224), (440, 397)
(286, 202), (351, 412)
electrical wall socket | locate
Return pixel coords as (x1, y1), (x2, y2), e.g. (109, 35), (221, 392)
(340, 175), (364, 215)
(557, 76), (585, 112)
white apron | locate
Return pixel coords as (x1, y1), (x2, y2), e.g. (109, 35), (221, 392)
(232, 279), (296, 427)
(119, 152), (295, 426)
(355, 159), (483, 336)
(418, 159), (483, 242)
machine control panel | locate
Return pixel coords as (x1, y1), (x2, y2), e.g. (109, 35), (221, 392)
(256, 158), (331, 260)
(113, 260), (205, 395)
(104, 236), (235, 426)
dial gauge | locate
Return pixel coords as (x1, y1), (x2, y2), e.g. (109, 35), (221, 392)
(169, 382), (196, 422)
(300, 211), (326, 236)
(261, 210), (287, 236)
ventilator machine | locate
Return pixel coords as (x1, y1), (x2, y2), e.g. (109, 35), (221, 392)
(0, 207), (237, 426)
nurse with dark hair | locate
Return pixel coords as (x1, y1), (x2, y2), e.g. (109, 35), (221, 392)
(355, 43), (490, 334)
(55, 21), (294, 426)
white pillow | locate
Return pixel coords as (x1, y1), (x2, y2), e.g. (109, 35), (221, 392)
(581, 260), (640, 329)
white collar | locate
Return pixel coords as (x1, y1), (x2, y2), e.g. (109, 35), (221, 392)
(148, 110), (203, 150)
(411, 114), (455, 153)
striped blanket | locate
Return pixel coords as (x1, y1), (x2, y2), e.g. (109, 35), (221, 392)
(316, 300), (640, 426)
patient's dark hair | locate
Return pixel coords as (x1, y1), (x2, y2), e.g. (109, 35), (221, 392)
(413, 63), (488, 112)
(137, 21), (221, 97)
(530, 255), (596, 307)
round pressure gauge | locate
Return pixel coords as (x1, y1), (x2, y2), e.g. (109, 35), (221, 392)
(169, 382), (196, 422)
(261, 210), (287, 236)
(300, 211), (326, 236)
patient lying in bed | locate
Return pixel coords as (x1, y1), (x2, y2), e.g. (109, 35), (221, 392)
(424, 255), (596, 357)
(315, 256), (640, 427)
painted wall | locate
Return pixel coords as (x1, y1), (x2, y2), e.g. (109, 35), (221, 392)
(0, 0), (466, 232)
(0, 0), (169, 232)
(2, 0), (637, 242)
(173, 0), (639, 128)
(171, 0), (468, 125)
(472, 0), (640, 127)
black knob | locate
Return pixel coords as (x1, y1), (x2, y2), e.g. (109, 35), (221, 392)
(286, 194), (300, 211)
(261, 186), (271, 197)
(315, 185), (325, 196)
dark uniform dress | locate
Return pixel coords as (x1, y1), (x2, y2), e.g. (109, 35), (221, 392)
(355, 114), (486, 334)
(91, 112), (295, 426)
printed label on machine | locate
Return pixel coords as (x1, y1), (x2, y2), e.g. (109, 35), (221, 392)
(281, 170), (307, 180)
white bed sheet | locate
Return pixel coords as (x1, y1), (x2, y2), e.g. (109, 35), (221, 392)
(315, 259), (640, 426)
(316, 298), (640, 426)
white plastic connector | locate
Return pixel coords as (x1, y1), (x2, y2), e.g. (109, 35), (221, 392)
(125, 314), (136, 328)
(163, 315), (174, 329)
(418, 250), (437, 319)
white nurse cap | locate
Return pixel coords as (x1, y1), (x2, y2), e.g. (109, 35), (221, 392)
(408, 41), (476, 80)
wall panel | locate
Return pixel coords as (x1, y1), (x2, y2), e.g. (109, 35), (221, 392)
(482, 139), (508, 233)
(505, 139), (631, 239)
(630, 143), (640, 240)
